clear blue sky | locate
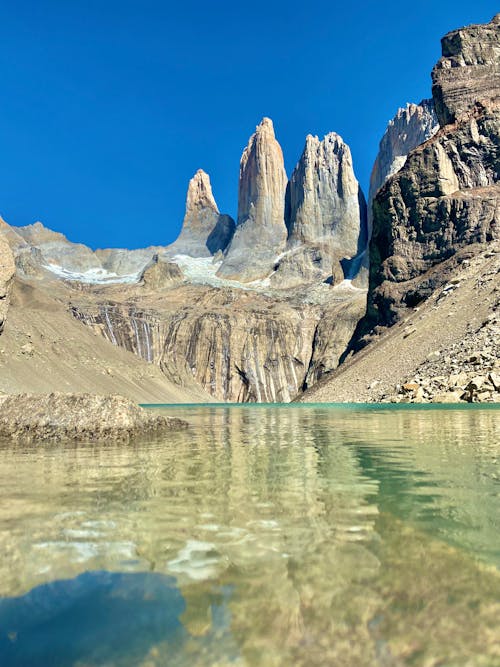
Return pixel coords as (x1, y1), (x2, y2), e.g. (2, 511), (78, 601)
(0, 1), (497, 249)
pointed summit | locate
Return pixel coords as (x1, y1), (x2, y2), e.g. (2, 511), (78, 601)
(218, 118), (288, 282)
(271, 131), (366, 287)
(185, 169), (219, 216)
(166, 169), (235, 258)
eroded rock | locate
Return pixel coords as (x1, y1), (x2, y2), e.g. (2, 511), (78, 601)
(0, 393), (187, 441)
(432, 13), (500, 126)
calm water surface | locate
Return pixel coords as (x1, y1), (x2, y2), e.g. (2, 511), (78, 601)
(0, 405), (499, 666)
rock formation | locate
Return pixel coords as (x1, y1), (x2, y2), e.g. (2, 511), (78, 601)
(165, 169), (235, 258)
(273, 132), (366, 287)
(369, 101), (439, 213)
(72, 283), (367, 402)
(432, 13), (500, 126)
(140, 254), (184, 289)
(369, 13), (500, 327)
(0, 393), (188, 441)
(217, 118), (288, 282)
(0, 235), (15, 336)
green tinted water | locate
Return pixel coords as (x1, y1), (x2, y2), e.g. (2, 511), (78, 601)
(0, 405), (499, 666)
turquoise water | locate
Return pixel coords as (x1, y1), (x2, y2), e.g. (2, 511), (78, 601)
(0, 405), (499, 666)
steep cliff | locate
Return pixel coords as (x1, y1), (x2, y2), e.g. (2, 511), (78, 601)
(70, 282), (366, 402)
(165, 169), (235, 258)
(0, 235), (15, 336)
(301, 13), (500, 404)
(272, 133), (367, 287)
(369, 13), (500, 327)
(432, 13), (500, 126)
(217, 118), (288, 282)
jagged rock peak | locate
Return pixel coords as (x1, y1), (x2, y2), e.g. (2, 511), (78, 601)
(217, 117), (288, 282)
(287, 131), (364, 250)
(369, 100), (439, 207)
(272, 130), (366, 288)
(432, 14), (500, 126)
(185, 169), (219, 216)
(165, 169), (235, 258)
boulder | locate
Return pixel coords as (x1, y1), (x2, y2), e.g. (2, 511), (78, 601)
(0, 393), (188, 442)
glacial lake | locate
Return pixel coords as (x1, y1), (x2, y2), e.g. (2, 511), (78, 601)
(0, 405), (499, 666)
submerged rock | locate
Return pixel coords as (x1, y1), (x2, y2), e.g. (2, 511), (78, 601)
(0, 393), (188, 441)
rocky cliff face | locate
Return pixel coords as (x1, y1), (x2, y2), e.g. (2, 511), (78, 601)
(0, 235), (15, 335)
(165, 169), (235, 258)
(369, 101), (439, 213)
(369, 13), (500, 327)
(271, 133), (366, 287)
(71, 283), (366, 402)
(217, 118), (288, 282)
(432, 13), (500, 126)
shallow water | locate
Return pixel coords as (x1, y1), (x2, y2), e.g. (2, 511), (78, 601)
(0, 405), (499, 666)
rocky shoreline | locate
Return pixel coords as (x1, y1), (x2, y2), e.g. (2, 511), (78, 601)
(0, 393), (187, 442)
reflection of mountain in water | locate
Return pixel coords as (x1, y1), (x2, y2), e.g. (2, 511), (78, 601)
(0, 407), (499, 665)
(0, 571), (186, 666)
(0, 571), (238, 667)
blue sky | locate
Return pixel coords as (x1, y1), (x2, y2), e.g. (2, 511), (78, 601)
(0, 1), (497, 249)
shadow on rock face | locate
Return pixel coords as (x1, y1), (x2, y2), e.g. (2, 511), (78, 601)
(0, 571), (186, 666)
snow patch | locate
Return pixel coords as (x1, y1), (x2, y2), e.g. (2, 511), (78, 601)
(45, 263), (141, 284)
(172, 254), (272, 291)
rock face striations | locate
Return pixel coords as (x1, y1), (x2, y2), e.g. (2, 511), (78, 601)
(432, 13), (500, 126)
(165, 169), (235, 258)
(218, 118), (288, 282)
(369, 101), (439, 215)
(0, 234), (15, 336)
(369, 13), (500, 327)
(273, 133), (367, 287)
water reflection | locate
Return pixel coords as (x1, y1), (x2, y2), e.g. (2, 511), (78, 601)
(0, 406), (499, 666)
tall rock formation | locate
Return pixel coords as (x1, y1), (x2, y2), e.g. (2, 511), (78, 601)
(273, 132), (366, 287)
(0, 234), (15, 336)
(432, 13), (500, 126)
(217, 118), (288, 282)
(165, 169), (235, 258)
(369, 101), (439, 213)
(369, 13), (500, 327)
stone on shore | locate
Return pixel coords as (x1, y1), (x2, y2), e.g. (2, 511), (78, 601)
(0, 393), (188, 442)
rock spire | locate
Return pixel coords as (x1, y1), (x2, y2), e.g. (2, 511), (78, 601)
(217, 118), (288, 282)
(275, 132), (366, 285)
(166, 169), (235, 258)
